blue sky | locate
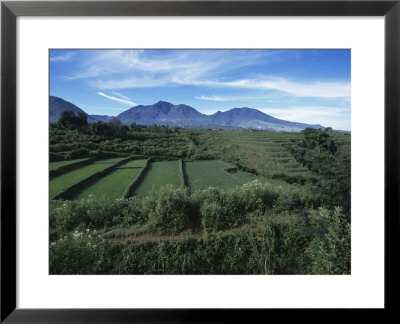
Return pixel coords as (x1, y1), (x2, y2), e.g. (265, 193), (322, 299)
(50, 49), (351, 130)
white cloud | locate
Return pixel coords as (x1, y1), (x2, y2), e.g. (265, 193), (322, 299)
(195, 95), (234, 102)
(97, 92), (137, 106)
(50, 51), (75, 62)
(181, 78), (350, 99)
(66, 50), (217, 82)
(65, 50), (350, 100)
(111, 91), (131, 101)
(91, 77), (168, 90)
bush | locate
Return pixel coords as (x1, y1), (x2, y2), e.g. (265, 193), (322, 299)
(49, 229), (122, 274)
(305, 207), (351, 274)
(49, 197), (128, 239)
(143, 186), (194, 233)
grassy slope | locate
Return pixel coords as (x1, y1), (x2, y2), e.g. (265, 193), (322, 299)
(134, 160), (181, 198)
(75, 159), (148, 201)
(49, 158), (90, 171)
(49, 158), (125, 198)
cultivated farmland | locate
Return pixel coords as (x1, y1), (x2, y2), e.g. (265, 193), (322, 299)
(196, 131), (311, 175)
(49, 130), (350, 202)
(186, 160), (245, 191)
(49, 126), (351, 275)
(75, 159), (148, 201)
(185, 160), (287, 192)
(49, 157), (289, 203)
(49, 157), (125, 199)
(133, 160), (181, 197)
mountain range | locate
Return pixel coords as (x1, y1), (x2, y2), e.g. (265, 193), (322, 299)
(49, 96), (324, 132)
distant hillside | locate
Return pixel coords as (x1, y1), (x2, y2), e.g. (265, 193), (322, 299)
(50, 97), (324, 132)
(209, 107), (323, 132)
(49, 96), (97, 123)
(116, 101), (208, 126)
(116, 100), (323, 132)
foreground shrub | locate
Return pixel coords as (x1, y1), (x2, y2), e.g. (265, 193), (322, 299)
(305, 207), (351, 274)
(49, 196), (129, 239)
(142, 186), (194, 233)
(50, 215), (310, 275)
(49, 179), (342, 242)
(194, 181), (281, 232)
(49, 205), (349, 275)
(49, 229), (122, 274)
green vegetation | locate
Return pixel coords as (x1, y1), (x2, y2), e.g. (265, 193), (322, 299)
(75, 159), (148, 201)
(49, 115), (351, 275)
(285, 127), (351, 213)
(49, 158), (125, 199)
(185, 160), (287, 192)
(194, 130), (311, 176)
(134, 160), (181, 198)
(49, 158), (90, 171)
(186, 160), (241, 191)
(50, 183), (350, 275)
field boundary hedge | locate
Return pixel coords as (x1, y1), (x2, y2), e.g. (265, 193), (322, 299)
(234, 162), (258, 175)
(181, 160), (190, 189)
(224, 167), (238, 173)
(50, 157), (98, 180)
(178, 159), (187, 188)
(52, 157), (133, 200)
(148, 155), (179, 162)
(123, 158), (152, 198)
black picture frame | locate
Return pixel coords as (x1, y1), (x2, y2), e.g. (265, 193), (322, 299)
(1, 0), (399, 322)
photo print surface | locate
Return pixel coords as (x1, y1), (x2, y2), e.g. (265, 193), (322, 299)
(49, 49), (351, 275)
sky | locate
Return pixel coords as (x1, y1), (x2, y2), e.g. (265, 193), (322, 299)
(50, 49), (351, 130)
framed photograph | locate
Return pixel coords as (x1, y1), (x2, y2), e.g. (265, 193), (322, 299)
(1, 0), (399, 321)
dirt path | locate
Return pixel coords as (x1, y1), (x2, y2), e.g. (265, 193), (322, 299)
(104, 223), (262, 245)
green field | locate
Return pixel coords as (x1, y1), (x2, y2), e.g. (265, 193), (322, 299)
(49, 158), (90, 171)
(134, 160), (181, 197)
(49, 157), (125, 199)
(50, 157), (289, 201)
(185, 160), (240, 191)
(74, 159), (148, 201)
(186, 160), (288, 192)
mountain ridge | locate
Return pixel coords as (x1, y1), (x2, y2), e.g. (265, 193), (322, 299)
(49, 96), (325, 132)
(49, 96), (98, 123)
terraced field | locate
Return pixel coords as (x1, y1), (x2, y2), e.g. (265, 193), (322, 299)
(50, 156), (291, 202)
(134, 160), (181, 198)
(75, 159), (148, 201)
(198, 131), (350, 176)
(230, 133), (309, 175)
(185, 160), (288, 192)
(185, 160), (241, 191)
(49, 158), (90, 171)
(48, 130), (350, 202)
(49, 157), (125, 199)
